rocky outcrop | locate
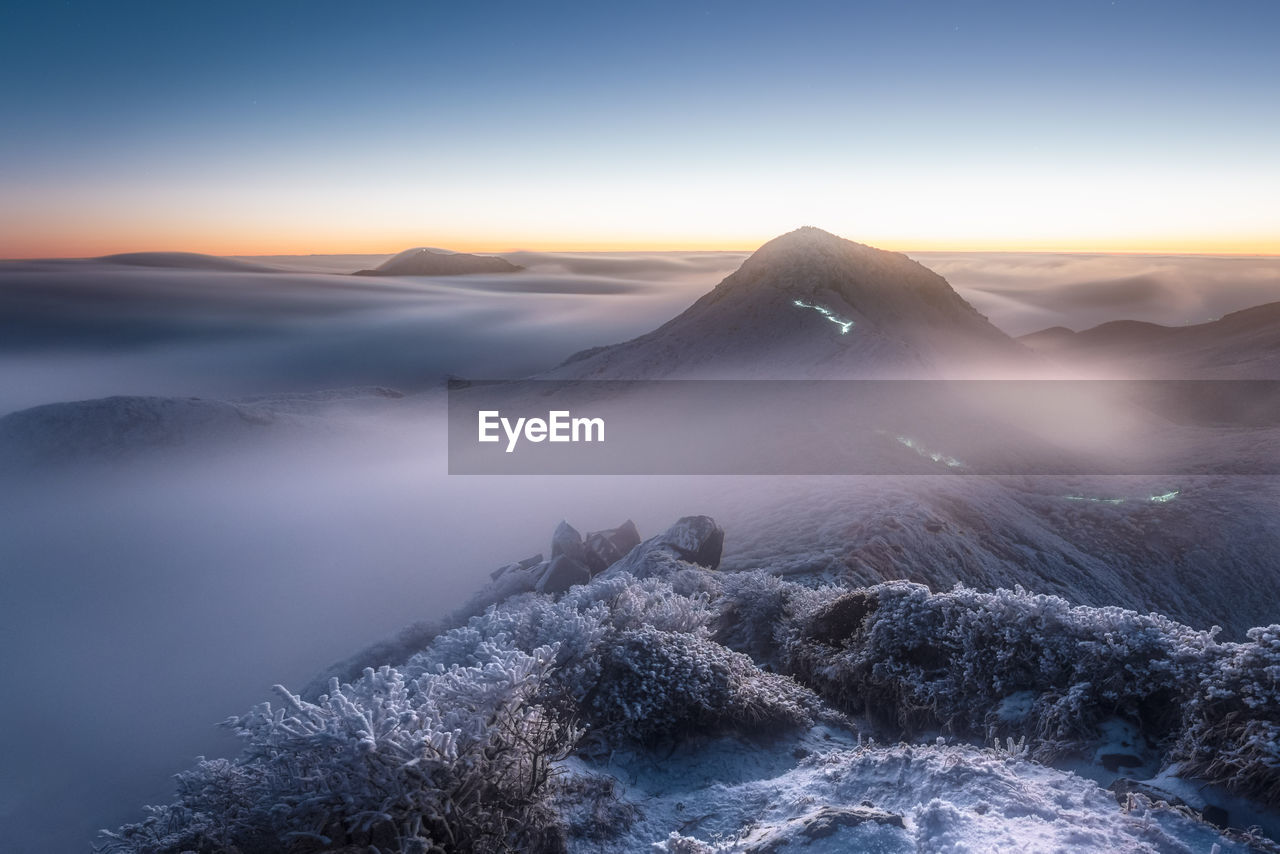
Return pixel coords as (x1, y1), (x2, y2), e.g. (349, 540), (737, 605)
(551, 521), (588, 564)
(479, 517), (655, 601)
(470, 515), (724, 606)
(605, 515), (725, 578)
(582, 519), (641, 572)
(535, 554), (592, 595)
(489, 554), (544, 581)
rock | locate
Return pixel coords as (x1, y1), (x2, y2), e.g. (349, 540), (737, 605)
(740, 805), (906, 852)
(535, 554), (591, 595)
(795, 805), (906, 839)
(660, 516), (725, 568)
(489, 553), (543, 581)
(456, 563), (543, 620)
(604, 515), (725, 578)
(582, 519), (641, 573)
(551, 521), (587, 564)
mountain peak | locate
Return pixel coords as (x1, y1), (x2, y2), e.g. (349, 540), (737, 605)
(761, 224), (840, 243)
(706, 227), (978, 329)
(546, 228), (1029, 379)
(756, 224), (853, 248)
(743, 226), (878, 267)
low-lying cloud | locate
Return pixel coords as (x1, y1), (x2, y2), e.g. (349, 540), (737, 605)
(916, 251), (1280, 335)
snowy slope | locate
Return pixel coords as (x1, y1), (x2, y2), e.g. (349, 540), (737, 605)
(715, 475), (1280, 638)
(582, 735), (1252, 853)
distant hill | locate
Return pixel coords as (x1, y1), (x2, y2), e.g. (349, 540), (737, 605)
(353, 247), (523, 277)
(0, 388), (405, 470)
(98, 252), (283, 272)
(1020, 301), (1280, 378)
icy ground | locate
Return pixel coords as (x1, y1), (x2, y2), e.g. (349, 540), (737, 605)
(570, 731), (1258, 853)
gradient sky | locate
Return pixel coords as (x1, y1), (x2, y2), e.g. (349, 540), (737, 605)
(2, 0), (1278, 257)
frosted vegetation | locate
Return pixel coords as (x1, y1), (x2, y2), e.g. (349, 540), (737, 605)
(100, 520), (1280, 852)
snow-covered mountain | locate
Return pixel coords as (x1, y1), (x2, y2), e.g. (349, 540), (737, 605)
(547, 227), (1032, 379)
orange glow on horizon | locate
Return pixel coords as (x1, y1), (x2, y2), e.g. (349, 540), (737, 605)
(3, 231), (1278, 260)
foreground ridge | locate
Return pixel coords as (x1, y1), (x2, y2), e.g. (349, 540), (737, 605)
(100, 515), (1280, 853)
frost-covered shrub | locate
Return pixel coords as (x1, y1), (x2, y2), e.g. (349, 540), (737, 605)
(113, 570), (733, 853)
(783, 582), (1220, 756)
(301, 618), (445, 700)
(1176, 624), (1280, 804)
(712, 570), (796, 663)
(411, 573), (717, 711)
(99, 648), (577, 854)
(395, 570), (818, 749)
(769, 581), (1280, 807)
(609, 546), (698, 580)
(413, 592), (613, 695)
(588, 625), (816, 743)
(562, 571), (716, 635)
(711, 570), (836, 666)
(668, 566), (725, 600)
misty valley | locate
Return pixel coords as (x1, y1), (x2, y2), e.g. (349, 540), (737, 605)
(2, 231), (1280, 853)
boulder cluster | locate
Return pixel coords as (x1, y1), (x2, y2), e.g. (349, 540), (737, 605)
(489, 515), (724, 595)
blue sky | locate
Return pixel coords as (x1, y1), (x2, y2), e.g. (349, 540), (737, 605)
(2, 0), (1278, 255)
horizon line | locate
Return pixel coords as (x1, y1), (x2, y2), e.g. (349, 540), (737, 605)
(5, 240), (1280, 261)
